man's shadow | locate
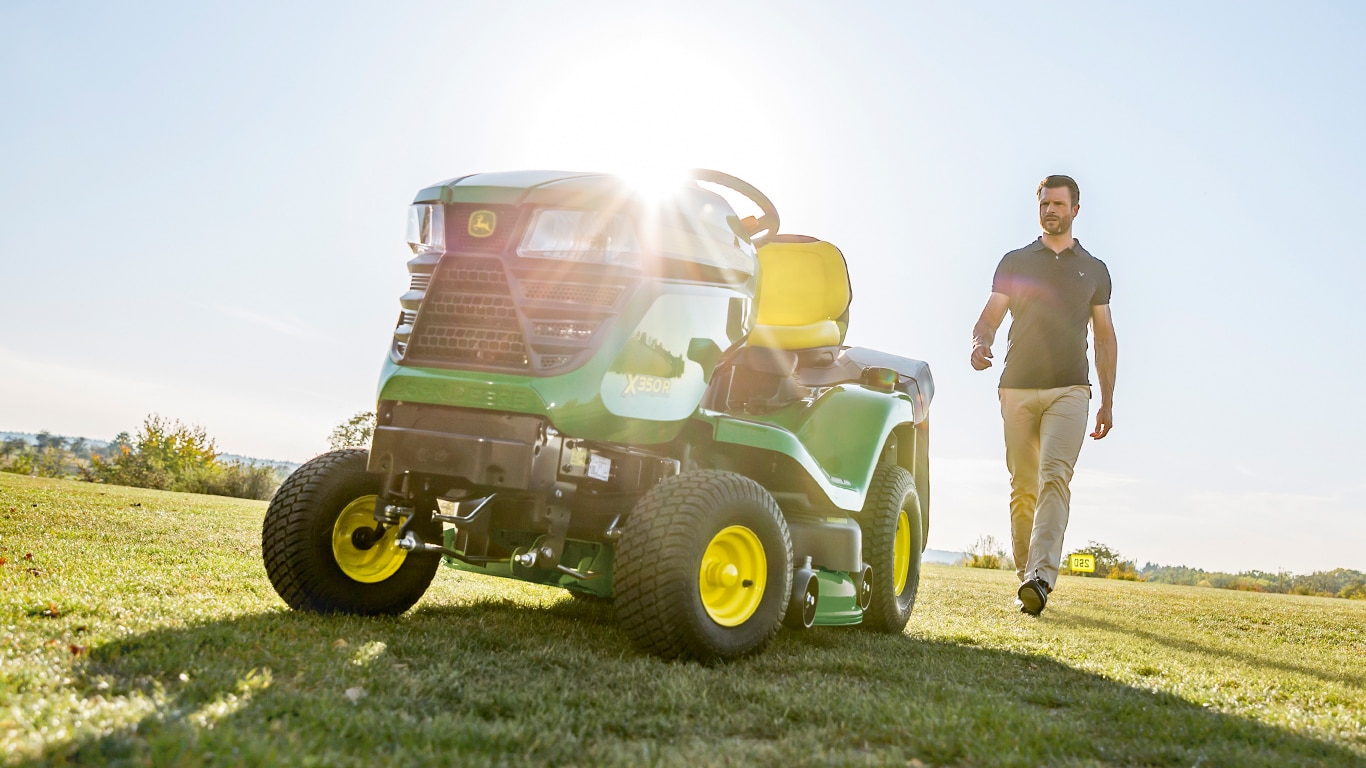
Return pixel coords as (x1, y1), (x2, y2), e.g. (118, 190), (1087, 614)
(25, 594), (1364, 767)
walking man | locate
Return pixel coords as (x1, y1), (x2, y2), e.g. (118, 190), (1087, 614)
(970, 175), (1117, 616)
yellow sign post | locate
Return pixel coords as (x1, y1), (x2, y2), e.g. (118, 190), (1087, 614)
(1069, 554), (1096, 574)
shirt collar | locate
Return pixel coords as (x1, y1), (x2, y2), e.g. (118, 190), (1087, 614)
(1029, 237), (1088, 258)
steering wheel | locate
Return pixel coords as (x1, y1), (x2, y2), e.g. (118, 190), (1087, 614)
(688, 169), (781, 247)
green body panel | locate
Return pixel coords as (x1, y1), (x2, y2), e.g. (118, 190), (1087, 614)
(701, 384), (919, 511)
(378, 284), (742, 444)
(441, 529), (615, 598)
(416, 171), (652, 208)
(812, 569), (863, 626)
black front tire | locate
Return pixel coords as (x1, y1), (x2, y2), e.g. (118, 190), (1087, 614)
(262, 449), (441, 615)
(858, 465), (923, 633)
(615, 470), (792, 662)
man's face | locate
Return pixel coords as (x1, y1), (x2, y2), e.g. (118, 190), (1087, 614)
(1038, 186), (1078, 236)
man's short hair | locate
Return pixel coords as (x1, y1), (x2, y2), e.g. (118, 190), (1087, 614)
(1037, 175), (1080, 206)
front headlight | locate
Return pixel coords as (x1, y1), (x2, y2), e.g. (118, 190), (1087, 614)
(518, 209), (639, 264)
(406, 204), (445, 254)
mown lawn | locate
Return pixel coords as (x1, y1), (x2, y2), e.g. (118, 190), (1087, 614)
(2, 472), (1363, 767)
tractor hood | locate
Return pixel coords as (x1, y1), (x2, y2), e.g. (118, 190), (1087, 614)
(414, 170), (646, 208)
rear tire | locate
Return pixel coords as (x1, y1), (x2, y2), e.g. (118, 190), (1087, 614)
(857, 465), (922, 633)
(615, 470), (792, 662)
(262, 449), (441, 615)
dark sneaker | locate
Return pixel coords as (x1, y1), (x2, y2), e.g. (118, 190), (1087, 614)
(1017, 578), (1048, 616)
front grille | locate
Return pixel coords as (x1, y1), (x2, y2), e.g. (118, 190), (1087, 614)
(404, 257), (529, 369)
(521, 281), (623, 307)
(396, 252), (638, 375)
(531, 320), (599, 340)
(539, 354), (572, 369)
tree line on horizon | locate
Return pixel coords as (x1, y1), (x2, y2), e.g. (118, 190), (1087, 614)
(962, 535), (1365, 601)
(1, 416), (284, 500)
(8, 415), (1363, 597)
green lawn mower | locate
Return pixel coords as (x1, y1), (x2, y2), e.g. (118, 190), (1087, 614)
(262, 170), (934, 662)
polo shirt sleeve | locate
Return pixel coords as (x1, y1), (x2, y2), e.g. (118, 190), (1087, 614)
(1091, 260), (1112, 305)
(991, 254), (1016, 296)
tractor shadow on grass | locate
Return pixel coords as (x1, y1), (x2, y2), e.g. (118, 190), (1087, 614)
(30, 594), (1366, 767)
(1052, 611), (1366, 689)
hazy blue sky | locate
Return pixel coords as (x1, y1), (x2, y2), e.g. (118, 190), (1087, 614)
(3, 2), (1363, 573)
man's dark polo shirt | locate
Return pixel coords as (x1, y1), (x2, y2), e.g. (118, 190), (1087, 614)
(992, 238), (1111, 389)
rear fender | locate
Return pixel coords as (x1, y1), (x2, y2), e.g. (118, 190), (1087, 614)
(703, 384), (919, 512)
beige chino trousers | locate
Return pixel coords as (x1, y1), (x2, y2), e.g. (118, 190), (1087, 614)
(999, 385), (1091, 589)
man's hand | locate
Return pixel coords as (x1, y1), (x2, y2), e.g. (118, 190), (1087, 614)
(1089, 304), (1116, 440)
(1090, 404), (1113, 439)
(971, 293), (1009, 373)
(970, 343), (994, 370)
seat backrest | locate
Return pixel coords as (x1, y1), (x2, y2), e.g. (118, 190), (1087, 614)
(750, 236), (852, 350)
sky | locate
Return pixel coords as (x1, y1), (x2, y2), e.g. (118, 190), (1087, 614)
(3, 1), (1364, 574)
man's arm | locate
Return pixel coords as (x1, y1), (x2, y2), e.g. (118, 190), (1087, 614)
(970, 293), (1010, 370)
(1090, 304), (1117, 439)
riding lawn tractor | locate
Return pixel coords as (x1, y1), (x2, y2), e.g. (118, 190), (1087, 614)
(262, 170), (934, 661)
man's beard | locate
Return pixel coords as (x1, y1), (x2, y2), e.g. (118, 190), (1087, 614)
(1041, 216), (1070, 235)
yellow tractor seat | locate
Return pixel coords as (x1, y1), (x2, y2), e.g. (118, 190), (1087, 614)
(749, 236), (852, 350)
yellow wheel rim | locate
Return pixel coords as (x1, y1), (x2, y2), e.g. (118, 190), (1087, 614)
(332, 495), (407, 583)
(893, 509), (912, 594)
(699, 525), (766, 627)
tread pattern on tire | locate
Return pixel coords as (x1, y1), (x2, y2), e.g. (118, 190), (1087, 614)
(858, 464), (922, 634)
(261, 449), (440, 615)
(614, 470), (792, 662)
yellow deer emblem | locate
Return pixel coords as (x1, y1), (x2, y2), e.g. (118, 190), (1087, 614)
(468, 210), (496, 238)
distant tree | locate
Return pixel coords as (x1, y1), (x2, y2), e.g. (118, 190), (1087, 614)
(1141, 563), (1208, 586)
(1, 437), (26, 460)
(67, 437), (89, 459)
(963, 534), (1012, 570)
(328, 411), (376, 451)
(1340, 580), (1366, 600)
(36, 431), (66, 451)
(177, 460), (281, 500)
(1071, 541), (1142, 580)
(3, 449), (35, 476)
(103, 432), (133, 459)
(87, 415), (278, 500)
(34, 446), (69, 478)
(1291, 568), (1366, 598)
(92, 414), (217, 491)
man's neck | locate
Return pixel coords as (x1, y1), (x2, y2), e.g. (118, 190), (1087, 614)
(1040, 232), (1075, 253)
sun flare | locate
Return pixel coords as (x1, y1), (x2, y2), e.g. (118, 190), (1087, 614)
(501, 31), (782, 184)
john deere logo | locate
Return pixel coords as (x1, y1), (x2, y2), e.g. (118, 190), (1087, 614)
(468, 210), (496, 238)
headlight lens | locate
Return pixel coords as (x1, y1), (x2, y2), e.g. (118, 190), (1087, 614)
(518, 209), (640, 264)
(406, 204), (445, 254)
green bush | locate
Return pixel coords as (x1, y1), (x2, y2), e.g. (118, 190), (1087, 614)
(90, 415), (279, 500)
(178, 460), (281, 501)
(963, 535), (1012, 570)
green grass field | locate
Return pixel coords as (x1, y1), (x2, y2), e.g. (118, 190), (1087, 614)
(2, 472), (1364, 767)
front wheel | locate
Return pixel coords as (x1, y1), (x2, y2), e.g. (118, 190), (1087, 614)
(614, 470), (792, 662)
(858, 465), (923, 633)
(262, 449), (441, 615)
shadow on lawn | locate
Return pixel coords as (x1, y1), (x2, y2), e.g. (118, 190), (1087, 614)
(1052, 611), (1366, 689)
(30, 596), (1365, 767)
